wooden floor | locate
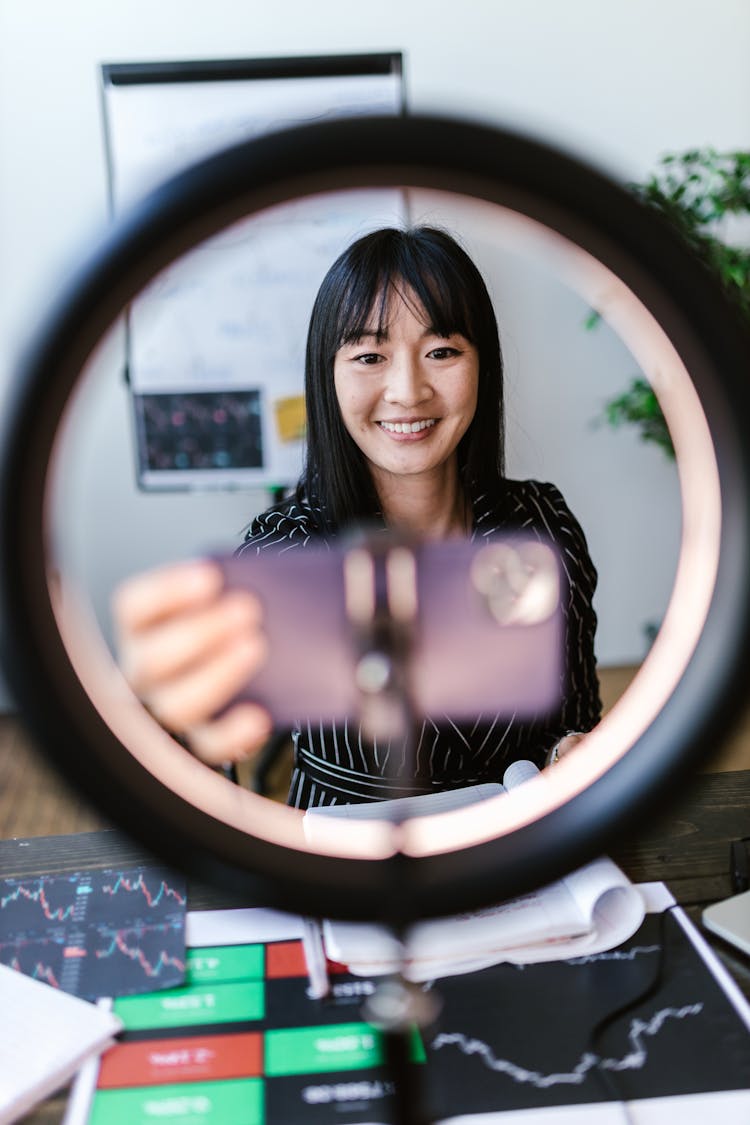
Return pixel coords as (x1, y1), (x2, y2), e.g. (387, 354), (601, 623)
(0, 714), (107, 839)
(1, 664), (749, 841)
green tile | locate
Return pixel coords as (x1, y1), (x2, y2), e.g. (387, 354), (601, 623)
(186, 944), (264, 985)
(89, 1078), (263, 1125)
(113, 980), (264, 1031)
(266, 1022), (382, 1075)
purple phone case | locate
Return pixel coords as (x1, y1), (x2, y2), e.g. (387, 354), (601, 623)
(218, 537), (563, 726)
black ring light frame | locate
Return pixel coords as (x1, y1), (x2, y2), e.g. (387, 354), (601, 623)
(1, 115), (749, 924)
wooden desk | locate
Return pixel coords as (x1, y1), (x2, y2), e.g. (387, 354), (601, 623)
(612, 768), (750, 999)
(3, 769), (749, 1123)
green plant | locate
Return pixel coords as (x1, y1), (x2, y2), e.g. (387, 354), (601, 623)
(592, 148), (750, 458)
(601, 376), (676, 460)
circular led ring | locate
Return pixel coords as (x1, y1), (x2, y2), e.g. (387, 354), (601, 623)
(1, 115), (749, 922)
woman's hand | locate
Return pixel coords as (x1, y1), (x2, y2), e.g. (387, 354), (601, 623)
(111, 560), (272, 767)
(545, 731), (586, 766)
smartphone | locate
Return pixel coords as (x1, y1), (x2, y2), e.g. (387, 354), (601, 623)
(217, 535), (564, 726)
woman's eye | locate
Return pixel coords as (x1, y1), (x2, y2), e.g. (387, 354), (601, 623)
(354, 352), (383, 365)
(428, 346), (459, 360)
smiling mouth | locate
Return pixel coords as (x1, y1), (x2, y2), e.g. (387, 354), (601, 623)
(377, 419), (437, 434)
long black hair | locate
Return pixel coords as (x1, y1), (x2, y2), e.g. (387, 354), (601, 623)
(302, 226), (505, 530)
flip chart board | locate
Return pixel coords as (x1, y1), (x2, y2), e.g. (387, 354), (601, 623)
(100, 55), (406, 489)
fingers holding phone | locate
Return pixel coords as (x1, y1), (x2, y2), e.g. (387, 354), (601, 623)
(111, 559), (271, 766)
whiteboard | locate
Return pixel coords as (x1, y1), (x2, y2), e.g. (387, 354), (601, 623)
(100, 55), (406, 490)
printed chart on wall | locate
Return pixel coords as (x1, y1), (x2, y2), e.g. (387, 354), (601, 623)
(100, 54), (407, 491)
(66, 895), (750, 1125)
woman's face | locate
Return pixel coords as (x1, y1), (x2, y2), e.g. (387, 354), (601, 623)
(333, 289), (479, 492)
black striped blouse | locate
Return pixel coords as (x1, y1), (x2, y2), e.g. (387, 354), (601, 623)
(238, 480), (601, 809)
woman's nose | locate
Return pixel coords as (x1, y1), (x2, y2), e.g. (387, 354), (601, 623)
(383, 356), (432, 406)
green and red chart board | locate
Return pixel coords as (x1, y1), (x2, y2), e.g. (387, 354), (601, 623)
(82, 936), (408, 1124)
(70, 896), (750, 1124)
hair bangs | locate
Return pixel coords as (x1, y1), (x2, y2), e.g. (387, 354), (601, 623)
(334, 234), (478, 349)
(335, 271), (394, 347)
(402, 264), (477, 343)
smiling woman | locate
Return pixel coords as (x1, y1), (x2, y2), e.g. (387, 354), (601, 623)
(113, 225), (602, 807)
(332, 295), (478, 539)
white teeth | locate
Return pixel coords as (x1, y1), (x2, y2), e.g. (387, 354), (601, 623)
(379, 419), (436, 433)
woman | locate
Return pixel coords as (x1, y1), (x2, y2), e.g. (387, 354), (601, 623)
(113, 227), (601, 807)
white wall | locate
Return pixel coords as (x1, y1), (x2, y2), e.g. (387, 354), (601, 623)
(1, 0), (749, 709)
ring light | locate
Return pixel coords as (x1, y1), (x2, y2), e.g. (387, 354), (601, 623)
(1, 115), (749, 924)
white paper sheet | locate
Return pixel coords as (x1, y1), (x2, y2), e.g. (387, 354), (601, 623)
(0, 965), (121, 1125)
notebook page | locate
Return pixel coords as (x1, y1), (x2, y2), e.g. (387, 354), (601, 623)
(0, 964), (121, 1124)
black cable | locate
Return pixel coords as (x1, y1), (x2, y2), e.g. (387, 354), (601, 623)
(586, 905), (679, 1124)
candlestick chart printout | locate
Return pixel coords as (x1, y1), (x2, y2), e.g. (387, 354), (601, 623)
(0, 865), (187, 999)
(72, 908), (750, 1124)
